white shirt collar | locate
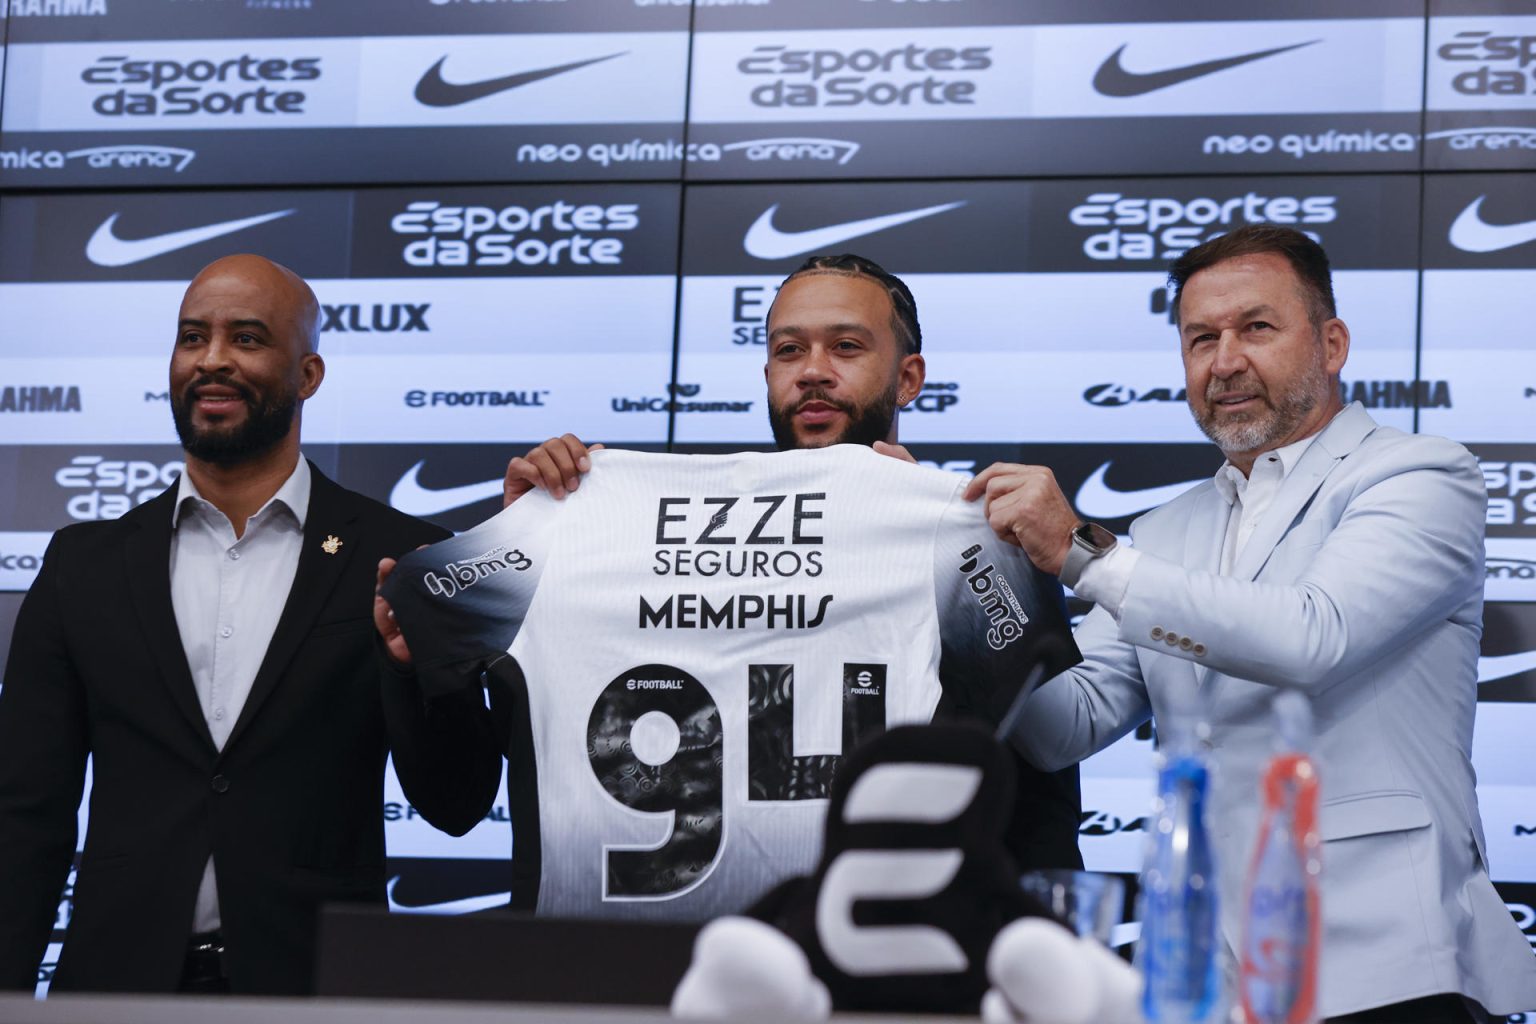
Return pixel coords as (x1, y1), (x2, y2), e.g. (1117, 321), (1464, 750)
(172, 456), (312, 530)
(1212, 430), (1320, 507)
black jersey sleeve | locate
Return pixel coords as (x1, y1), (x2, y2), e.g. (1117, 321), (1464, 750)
(382, 496), (554, 696)
(931, 487), (1081, 727)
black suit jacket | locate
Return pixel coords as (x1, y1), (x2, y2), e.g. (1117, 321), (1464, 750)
(0, 462), (446, 995)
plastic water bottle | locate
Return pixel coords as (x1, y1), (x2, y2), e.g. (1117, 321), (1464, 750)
(1240, 689), (1322, 1024)
(1140, 728), (1221, 1024)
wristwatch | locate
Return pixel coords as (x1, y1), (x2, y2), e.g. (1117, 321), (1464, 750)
(1060, 521), (1118, 588)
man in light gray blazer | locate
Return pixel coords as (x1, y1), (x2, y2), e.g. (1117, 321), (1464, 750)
(969, 225), (1536, 1022)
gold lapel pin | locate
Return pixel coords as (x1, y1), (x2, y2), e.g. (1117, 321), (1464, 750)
(322, 535), (343, 555)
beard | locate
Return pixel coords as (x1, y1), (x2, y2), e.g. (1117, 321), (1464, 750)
(768, 380), (901, 451)
(1192, 357), (1329, 457)
(171, 374), (298, 465)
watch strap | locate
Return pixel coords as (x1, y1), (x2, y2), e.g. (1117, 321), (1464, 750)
(1060, 521), (1116, 588)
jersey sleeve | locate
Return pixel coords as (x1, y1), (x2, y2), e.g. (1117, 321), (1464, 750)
(932, 485), (1082, 726)
(381, 494), (554, 697)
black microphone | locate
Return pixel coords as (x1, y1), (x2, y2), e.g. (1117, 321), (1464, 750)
(994, 634), (1070, 742)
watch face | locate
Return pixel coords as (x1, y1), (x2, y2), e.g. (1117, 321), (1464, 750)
(1078, 522), (1117, 554)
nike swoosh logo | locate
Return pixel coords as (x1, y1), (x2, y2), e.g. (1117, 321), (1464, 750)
(389, 460), (503, 518)
(414, 52), (625, 107)
(85, 209), (294, 268)
(743, 201), (966, 260)
(1092, 40), (1319, 98)
(1073, 462), (1206, 520)
(1448, 196), (1536, 254)
(1478, 650), (1536, 684)
(386, 876), (510, 915)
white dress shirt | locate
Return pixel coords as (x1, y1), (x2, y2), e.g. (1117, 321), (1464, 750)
(169, 457), (310, 934)
(1075, 431), (1321, 617)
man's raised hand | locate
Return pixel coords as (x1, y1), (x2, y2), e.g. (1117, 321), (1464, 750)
(504, 434), (605, 506)
(962, 463), (1079, 577)
(374, 557), (410, 665)
(872, 440), (918, 464)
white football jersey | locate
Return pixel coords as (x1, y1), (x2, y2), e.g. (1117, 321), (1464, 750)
(385, 446), (1077, 920)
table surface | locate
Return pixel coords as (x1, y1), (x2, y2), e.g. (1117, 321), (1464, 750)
(0, 993), (976, 1024)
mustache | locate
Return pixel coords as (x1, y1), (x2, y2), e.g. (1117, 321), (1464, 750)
(1206, 375), (1268, 402)
(184, 374), (256, 404)
(793, 389), (857, 415)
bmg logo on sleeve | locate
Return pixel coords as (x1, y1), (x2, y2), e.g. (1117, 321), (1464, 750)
(422, 545), (532, 599)
(956, 544), (1028, 651)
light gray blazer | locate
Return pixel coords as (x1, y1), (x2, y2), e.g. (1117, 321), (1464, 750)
(1018, 402), (1536, 1017)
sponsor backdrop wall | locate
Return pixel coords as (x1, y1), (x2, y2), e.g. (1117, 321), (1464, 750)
(2, 0), (1534, 1002)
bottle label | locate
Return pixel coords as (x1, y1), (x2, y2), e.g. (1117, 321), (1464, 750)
(1240, 753), (1321, 1024)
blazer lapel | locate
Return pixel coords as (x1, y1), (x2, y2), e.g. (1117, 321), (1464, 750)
(1182, 484), (1230, 576)
(1229, 403), (1377, 583)
(223, 463), (360, 752)
(122, 484), (217, 751)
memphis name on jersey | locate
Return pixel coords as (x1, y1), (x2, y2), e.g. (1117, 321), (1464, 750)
(384, 446), (1079, 921)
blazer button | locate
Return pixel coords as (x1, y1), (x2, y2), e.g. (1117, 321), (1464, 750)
(1164, 632), (1180, 646)
(211, 775), (230, 794)
(1179, 637), (1194, 651)
(1192, 643), (1207, 657)
(1150, 627), (1165, 640)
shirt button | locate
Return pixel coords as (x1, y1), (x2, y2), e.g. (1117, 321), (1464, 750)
(214, 708), (225, 721)
(211, 775), (230, 794)
(220, 626), (233, 639)
(228, 549), (240, 561)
